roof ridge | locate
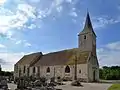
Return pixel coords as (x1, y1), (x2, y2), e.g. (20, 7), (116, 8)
(43, 48), (78, 55)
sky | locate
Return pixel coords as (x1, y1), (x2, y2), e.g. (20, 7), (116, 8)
(0, 0), (120, 71)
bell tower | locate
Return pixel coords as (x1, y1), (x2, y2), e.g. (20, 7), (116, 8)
(78, 12), (96, 55)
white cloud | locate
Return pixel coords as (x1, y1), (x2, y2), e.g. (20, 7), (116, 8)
(17, 4), (36, 19)
(97, 41), (120, 67)
(0, 44), (6, 48)
(54, 0), (64, 6)
(0, 0), (6, 5)
(97, 48), (104, 53)
(72, 7), (76, 11)
(106, 41), (120, 50)
(70, 11), (77, 17)
(24, 42), (32, 47)
(97, 49), (120, 67)
(15, 40), (32, 48)
(56, 6), (63, 12)
(0, 51), (38, 71)
(15, 40), (22, 45)
(93, 16), (120, 29)
(49, 0), (64, 14)
(28, 24), (37, 29)
(66, 0), (72, 3)
(0, 3), (37, 39)
(0, 0), (78, 39)
(36, 0), (67, 20)
(0, 52), (24, 71)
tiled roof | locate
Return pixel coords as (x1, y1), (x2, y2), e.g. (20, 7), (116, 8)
(15, 52), (42, 66)
(34, 48), (90, 66)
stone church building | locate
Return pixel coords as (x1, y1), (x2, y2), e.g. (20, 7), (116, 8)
(14, 13), (99, 82)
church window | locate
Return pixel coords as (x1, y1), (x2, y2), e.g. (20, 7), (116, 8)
(33, 67), (36, 73)
(23, 66), (26, 73)
(27, 68), (29, 76)
(84, 35), (86, 39)
(37, 66), (40, 73)
(27, 68), (29, 74)
(46, 67), (50, 73)
(79, 70), (81, 73)
(65, 65), (70, 73)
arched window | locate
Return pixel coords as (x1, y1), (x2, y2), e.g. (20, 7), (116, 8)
(23, 66), (26, 73)
(46, 67), (50, 73)
(65, 65), (70, 73)
(33, 67), (36, 73)
(27, 68), (29, 76)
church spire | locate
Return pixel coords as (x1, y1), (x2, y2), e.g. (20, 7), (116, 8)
(84, 12), (93, 29)
(79, 12), (96, 37)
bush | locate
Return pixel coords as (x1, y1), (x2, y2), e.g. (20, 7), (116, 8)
(99, 66), (120, 80)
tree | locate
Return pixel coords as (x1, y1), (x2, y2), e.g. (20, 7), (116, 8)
(99, 66), (120, 80)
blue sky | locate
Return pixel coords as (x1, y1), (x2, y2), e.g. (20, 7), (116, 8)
(0, 0), (120, 71)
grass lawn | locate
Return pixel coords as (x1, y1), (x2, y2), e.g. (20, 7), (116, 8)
(108, 84), (120, 90)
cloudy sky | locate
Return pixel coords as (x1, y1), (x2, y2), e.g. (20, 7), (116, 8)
(0, 0), (120, 71)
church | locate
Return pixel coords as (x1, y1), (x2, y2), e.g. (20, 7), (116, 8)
(14, 12), (99, 82)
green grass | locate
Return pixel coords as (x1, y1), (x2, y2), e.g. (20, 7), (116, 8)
(108, 84), (120, 90)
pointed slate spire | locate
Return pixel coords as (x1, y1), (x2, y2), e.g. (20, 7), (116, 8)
(84, 12), (93, 29)
(78, 12), (96, 37)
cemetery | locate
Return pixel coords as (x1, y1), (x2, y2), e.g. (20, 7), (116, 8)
(14, 76), (83, 90)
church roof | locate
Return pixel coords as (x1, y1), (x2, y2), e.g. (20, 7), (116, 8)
(34, 48), (91, 66)
(15, 52), (42, 66)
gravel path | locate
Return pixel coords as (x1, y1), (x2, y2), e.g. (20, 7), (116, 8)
(56, 82), (112, 90)
(7, 82), (112, 90)
(8, 83), (17, 90)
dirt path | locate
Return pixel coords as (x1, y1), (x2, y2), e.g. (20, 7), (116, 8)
(56, 82), (112, 90)
(8, 82), (112, 90)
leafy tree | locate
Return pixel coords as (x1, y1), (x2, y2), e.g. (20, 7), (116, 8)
(99, 66), (120, 80)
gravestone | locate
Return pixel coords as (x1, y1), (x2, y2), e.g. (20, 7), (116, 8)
(49, 77), (56, 86)
(0, 77), (8, 89)
(16, 77), (26, 90)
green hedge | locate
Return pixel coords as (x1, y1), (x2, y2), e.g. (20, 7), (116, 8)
(99, 66), (120, 80)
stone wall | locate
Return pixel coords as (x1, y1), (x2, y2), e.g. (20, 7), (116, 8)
(88, 56), (99, 82)
(14, 63), (89, 82)
(29, 64), (88, 81)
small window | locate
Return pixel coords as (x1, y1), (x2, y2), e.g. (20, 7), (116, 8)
(23, 66), (26, 73)
(27, 68), (29, 76)
(27, 68), (29, 73)
(33, 67), (36, 73)
(65, 65), (70, 73)
(79, 70), (81, 73)
(84, 35), (86, 39)
(46, 67), (50, 73)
